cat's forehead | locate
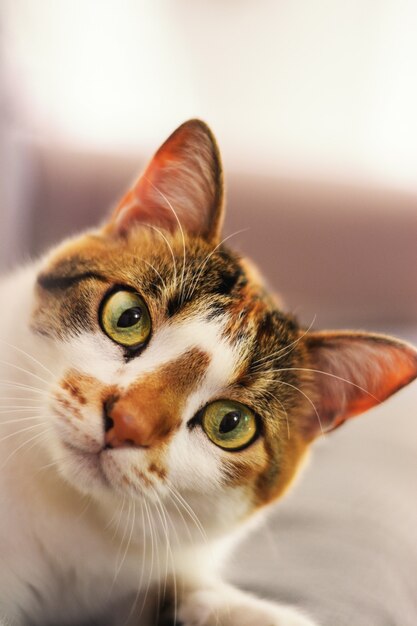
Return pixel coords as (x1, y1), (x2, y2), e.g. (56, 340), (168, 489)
(35, 227), (300, 381)
(40, 228), (243, 295)
(37, 228), (269, 328)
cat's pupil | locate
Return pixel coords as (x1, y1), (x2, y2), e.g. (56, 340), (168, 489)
(117, 307), (142, 328)
(219, 411), (241, 434)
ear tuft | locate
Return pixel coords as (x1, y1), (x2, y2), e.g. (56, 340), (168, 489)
(301, 331), (417, 440)
(105, 119), (224, 242)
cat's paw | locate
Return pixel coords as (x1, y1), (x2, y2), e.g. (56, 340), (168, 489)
(177, 585), (318, 626)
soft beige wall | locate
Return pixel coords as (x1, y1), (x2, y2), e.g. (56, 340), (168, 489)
(2, 0), (417, 189)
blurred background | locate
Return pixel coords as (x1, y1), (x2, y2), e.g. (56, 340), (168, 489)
(1, 4), (417, 625)
(1, 0), (416, 329)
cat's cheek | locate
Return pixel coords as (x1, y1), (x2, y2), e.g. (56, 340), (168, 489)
(48, 366), (119, 452)
(57, 333), (123, 387)
(165, 427), (224, 493)
(48, 407), (102, 454)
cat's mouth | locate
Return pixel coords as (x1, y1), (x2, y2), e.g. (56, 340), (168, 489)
(60, 440), (110, 488)
(59, 439), (158, 497)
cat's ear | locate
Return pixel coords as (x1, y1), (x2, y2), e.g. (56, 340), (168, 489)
(105, 119), (224, 242)
(300, 331), (417, 440)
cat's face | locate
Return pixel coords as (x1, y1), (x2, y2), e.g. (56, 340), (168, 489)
(30, 120), (417, 523)
(32, 227), (306, 512)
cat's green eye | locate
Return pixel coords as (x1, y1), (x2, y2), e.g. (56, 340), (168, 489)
(202, 400), (257, 451)
(100, 290), (151, 348)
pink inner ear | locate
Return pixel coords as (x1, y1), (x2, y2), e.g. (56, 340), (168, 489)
(302, 332), (417, 440)
(105, 119), (224, 241)
(113, 181), (177, 236)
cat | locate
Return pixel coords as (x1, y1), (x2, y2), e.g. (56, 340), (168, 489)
(0, 119), (416, 626)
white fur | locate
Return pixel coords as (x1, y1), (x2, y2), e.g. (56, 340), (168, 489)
(0, 263), (318, 626)
(178, 584), (317, 626)
(65, 314), (238, 391)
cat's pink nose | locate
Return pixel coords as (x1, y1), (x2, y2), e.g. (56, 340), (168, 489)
(104, 398), (153, 449)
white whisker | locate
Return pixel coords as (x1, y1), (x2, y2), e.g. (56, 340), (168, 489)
(142, 224), (178, 292)
(0, 396), (44, 403)
(121, 252), (167, 292)
(37, 457), (65, 473)
(113, 498), (135, 586)
(0, 420), (48, 445)
(152, 489), (179, 626)
(0, 415), (46, 426)
(0, 360), (50, 387)
(0, 338), (55, 379)
(165, 481), (207, 544)
(272, 367), (377, 401)
(123, 499), (148, 626)
(186, 228), (249, 302)
(151, 490), (169, 603)
(1, 428), (50, 469)
(0, 381), (45, 395)
(252, 316), (317, 370)
(105, 494), (126, 533)
(262, 388), (291, 440)
(145, 179), (187, 303)
(74, 496), (92, 523)
(276, 379), (324, 435)
(0, 407), (45, 415)
(165, 488), (193, 545)
(138, 497), (155, 624)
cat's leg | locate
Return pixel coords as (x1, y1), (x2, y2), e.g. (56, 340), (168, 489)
(176, 581), (319, 626)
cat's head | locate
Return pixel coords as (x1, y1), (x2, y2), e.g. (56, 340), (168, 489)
(31, 120), (417, 527)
